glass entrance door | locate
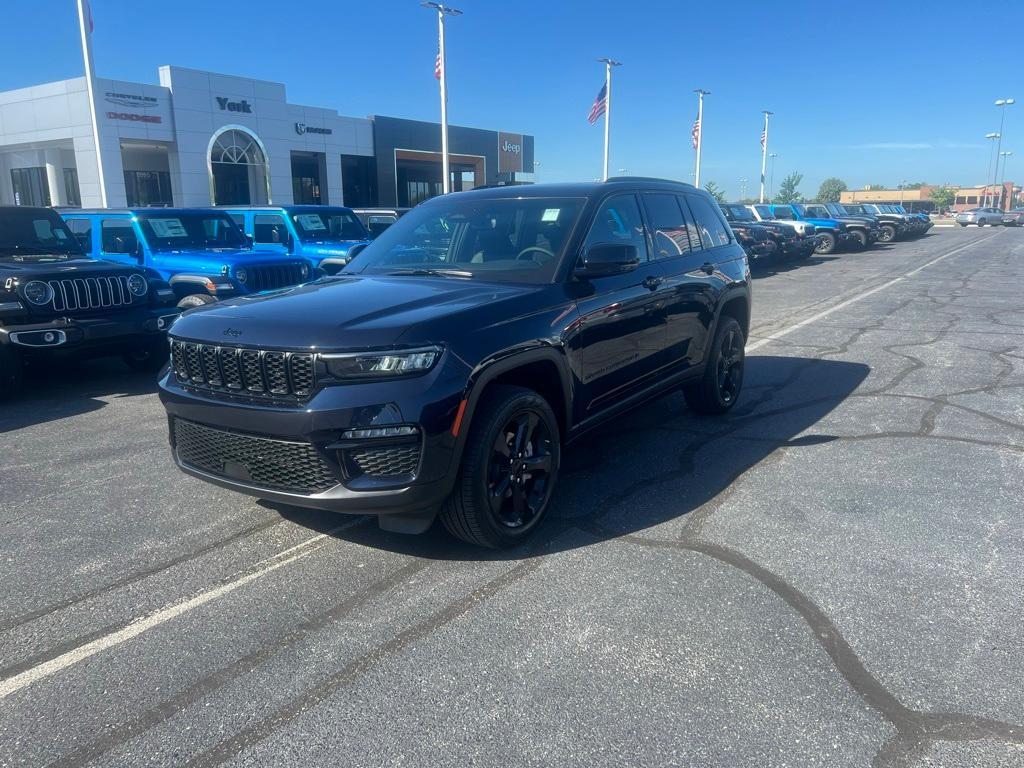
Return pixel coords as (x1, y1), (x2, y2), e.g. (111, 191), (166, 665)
(10, 167), (51, 206)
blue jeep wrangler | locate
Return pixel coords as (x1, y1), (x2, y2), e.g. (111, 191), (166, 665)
(223, 205), (371, 275)
(767, 204), (855, 255)
(60, 209), (315, 308)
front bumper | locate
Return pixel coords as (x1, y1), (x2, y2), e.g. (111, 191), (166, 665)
(158, 352), (472, 516)
(0, 306), (180, 351)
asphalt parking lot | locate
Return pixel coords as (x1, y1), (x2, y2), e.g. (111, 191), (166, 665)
(1, 226), (1023, 768)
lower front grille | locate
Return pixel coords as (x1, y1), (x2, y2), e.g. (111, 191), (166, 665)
(350, 444), (421, 479)
(173, 418), (337, 494)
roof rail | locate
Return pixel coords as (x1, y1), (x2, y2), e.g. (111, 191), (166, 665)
(604, 176), (695, 188)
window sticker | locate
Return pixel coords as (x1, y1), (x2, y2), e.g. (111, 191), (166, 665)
(541, 208), (561, 222)
(148, 218), (188, 238)
(295, 214), (327, 231)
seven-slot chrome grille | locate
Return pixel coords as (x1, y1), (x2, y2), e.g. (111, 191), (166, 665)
(244, 263), (307, 292)
(47, 276), (139, 313)
(170, 339), (315, 400)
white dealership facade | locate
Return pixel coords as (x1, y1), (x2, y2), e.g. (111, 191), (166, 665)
(0, 65), (533, 210)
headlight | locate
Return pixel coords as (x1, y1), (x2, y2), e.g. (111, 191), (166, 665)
(300, 263), (310, 279)
(322, 346), (442, 379)
(235, 268), (248, 284)
(127, 274), (148, 297)
(23, 280), (54, 306)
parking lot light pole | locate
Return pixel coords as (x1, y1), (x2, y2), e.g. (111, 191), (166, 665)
(597, 58), (621, 182)
(422, 2), (462, 195)
(759, 111), (773, 203)
(984, 133), (1000, 207)
(993, 99), (1014, 208)
(999, 151), (1013, 208)
(768, 153), (778, 200)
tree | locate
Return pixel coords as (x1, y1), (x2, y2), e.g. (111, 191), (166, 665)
(816, 177), (848, 203)
(930, 187), (956, 211)
(704, 181), (726, 205)
(775, 172), (804, 204)
(901, 182), (927, 190)
(868, 184), (887, 191)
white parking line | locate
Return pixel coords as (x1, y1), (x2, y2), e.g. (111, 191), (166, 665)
(747, 230), (1004, 352)
(0, 518), (365, 701)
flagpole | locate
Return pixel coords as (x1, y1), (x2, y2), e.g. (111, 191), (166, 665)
(77, 0), (107, 207)
(759, 110), (772, 204)
(694, 89), (709, 187)
(423, 3), (461, 195)
(597, 58), (621, 181)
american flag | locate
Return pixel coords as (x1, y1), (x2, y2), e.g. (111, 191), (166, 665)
(587, 83), (607, 125)
(691, 113), (701, 150)
(434, 48), (442, 80)
(760, 128), (767, 149)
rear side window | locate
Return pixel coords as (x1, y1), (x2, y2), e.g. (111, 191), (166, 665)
(685, 195), (732, 248)
(254, 214), (289, 245)
(101, 220), (138, 254)
(642, 193), (696, 258)
(583, 194), (650, 262)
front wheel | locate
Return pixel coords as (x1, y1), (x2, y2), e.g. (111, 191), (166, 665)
(0, 345), (24, 401)
(879, 224), (897, 242)
(850, 230), (868, 250)
(441, 385), (560, 548)
(684, 316), (745, 415)
(814, 232), (837, 254)
(122, 336), (169, 373)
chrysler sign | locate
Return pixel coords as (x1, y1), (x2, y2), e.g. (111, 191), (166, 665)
(498, 132), (523, 174)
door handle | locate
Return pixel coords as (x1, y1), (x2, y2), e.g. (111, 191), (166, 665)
(643, 275), (663, 290)
(700, 262), (716, 275)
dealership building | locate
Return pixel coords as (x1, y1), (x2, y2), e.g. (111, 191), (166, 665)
(0, 65), (534, 210)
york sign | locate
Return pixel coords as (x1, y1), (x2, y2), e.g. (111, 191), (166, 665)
(216, 97), (252, 114)
(498, 132), (524, 174)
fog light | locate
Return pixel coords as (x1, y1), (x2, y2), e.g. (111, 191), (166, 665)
(341, 425), (419, 440)
(43, 332), (56, 343)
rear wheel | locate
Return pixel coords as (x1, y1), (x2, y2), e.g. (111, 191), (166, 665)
(814, 232), (836, 254)
(177, 293), (217, 309)
(0, 345), (23, 401)
(122, 335), (169, 373)
(879, 224), (897, 242)
(441, 385), (560, 548)
(684, 316), (745, 415)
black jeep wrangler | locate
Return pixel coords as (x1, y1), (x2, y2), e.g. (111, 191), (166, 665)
(0, 206), (180, 399)
(160, 179), (751, 548)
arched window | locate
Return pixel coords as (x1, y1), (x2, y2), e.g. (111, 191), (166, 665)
(207, 126), (271, 205)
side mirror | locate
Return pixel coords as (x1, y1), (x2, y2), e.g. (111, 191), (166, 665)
(286, 233), (295, 251)
(243, 234), (254, 248)
(574, 243), (640, 279)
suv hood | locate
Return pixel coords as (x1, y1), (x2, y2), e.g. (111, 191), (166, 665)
(148, 247), (301, 268)
(0, 256), (144, 277)
(168, 274), (536, 350)
(301, 240), (369, 258)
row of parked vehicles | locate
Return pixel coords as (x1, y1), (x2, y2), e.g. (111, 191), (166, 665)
(721, 201), (934, 264)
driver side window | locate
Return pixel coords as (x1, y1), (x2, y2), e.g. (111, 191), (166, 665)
(583, 194), (649, 262)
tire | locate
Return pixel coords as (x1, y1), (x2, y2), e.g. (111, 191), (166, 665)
(958, 222), (968, 227)
(879, 224), (897, 242)
(977, 219), (986, 227)
(850, 230), (868, 250)
(440, 385), (561, 548)
(177, 293), (217, 309)
(122, 335), (169, 373)
(814, 232), (837, 254)
(683, 315), (745, 415)
(0, 345), (23, 401)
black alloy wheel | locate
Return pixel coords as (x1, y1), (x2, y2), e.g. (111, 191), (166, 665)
(684, 315), (745, 415)
(879, 224), (896, 243)
(441, 385), (561, 548)
(851, 230), (868, 249)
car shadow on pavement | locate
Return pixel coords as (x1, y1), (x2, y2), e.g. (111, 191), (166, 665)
(273, 355), (870, 561)
(0, 358), (160, 433)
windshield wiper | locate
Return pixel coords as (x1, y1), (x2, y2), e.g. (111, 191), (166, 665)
(384, 268), (473, 278)
(0, 245), (74, 259)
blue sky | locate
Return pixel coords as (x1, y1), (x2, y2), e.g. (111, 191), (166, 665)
(2, 0), (1020, 199)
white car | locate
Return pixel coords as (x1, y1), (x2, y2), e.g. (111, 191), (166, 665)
(956, 207), (1005, 227)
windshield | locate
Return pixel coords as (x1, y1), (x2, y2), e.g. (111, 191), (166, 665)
(772, 206), (795, 220)
(137, 212), (247, 251)
(290, 209), (369, 243)
(721, 205), (755, 222)
(0, 209), (84, 260)
(344, 196), (585, 284)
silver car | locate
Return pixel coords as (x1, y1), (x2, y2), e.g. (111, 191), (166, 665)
(956, 207), (1005, 227)
(1002, 208), (1023, 227)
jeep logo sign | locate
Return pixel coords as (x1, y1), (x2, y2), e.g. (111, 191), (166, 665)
(216, 97), (252, 114)
(498, 132), (524, 174)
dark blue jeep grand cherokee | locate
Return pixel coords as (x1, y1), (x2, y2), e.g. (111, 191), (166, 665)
(159, 178), (752, 548)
